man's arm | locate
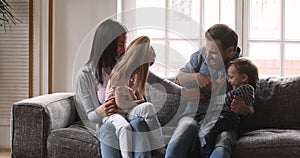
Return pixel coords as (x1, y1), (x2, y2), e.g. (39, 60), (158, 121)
(147, 71), (204, 102)
(176, 72), (211, 91)
(176, 47), (212, 91)
(147, 71), (182, 95)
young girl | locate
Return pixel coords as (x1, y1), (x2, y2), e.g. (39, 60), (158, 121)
(99, 36), (164, 158)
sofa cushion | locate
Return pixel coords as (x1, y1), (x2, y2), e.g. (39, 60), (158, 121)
(11, 93), (77, 158)
(233, 129), (300, 158)
(239, 76), (300, 133)
(47, 123), (101, 158)
(146, 83), (183, 127)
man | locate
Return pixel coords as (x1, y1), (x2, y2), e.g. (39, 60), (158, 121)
(165, 24), (253, 158)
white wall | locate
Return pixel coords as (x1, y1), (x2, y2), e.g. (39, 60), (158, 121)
(53, 0), (118, 92)
(0, 0), (118, 150)
(0, 126), (10, 149)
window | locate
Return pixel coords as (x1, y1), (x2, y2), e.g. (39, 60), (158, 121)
(121, 0), (300, 78)
(0, 0), (31, 126)
(120, 0), (236, 77)
(244, 0), (300, 77)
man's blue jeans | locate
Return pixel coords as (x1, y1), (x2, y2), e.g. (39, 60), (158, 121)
(165, 116), (237, 158)
(165, 116), (200, 158)
(98, 117), (151, 158)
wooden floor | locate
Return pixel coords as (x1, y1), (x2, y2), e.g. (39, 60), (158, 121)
(0, 149), (11, 158)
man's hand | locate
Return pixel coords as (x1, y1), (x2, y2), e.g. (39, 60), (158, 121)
(176, 72), (211, 91)
(196, 73), (211, 91)
(231, 95), (254, 117)
(211, 77), (226, 95)
(176, 72), (198, 87)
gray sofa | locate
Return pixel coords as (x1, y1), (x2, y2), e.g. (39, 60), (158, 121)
(11, 76), (300, 158)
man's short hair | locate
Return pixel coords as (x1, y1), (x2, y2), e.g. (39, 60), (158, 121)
(205, 24), (238, 51)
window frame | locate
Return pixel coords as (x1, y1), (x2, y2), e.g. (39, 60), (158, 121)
(120, 0), (299, 77)
(243, 0), (300, 77)
(119, 0), (240, 77)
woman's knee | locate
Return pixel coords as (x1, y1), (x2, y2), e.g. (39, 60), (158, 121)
(99, 123), (115, 137)
(98, 122), (118, 144)
(130, 117), (149, 132)
(116, 123), (132, 136)
(141, 102), (155, 111)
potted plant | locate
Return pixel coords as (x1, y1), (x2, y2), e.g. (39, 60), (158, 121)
(0, 0), (20, 31)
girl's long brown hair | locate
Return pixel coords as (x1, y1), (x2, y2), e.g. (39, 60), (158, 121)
(110, 36), (156, 96)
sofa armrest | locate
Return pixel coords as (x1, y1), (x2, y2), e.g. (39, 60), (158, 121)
(11, 93), (77, 158)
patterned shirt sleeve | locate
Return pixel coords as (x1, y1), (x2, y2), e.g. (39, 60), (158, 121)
(225, 84), (255, 108)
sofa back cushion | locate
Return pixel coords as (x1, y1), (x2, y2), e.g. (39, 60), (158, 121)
(239, 76), (300, 133)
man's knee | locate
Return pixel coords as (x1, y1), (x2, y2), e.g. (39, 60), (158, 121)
(177, 117), (198, 132)
(170, 121), (198, 143)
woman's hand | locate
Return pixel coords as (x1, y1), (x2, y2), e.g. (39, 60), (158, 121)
(96, 97), (117, 117)
(231, 95), (254, 117)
